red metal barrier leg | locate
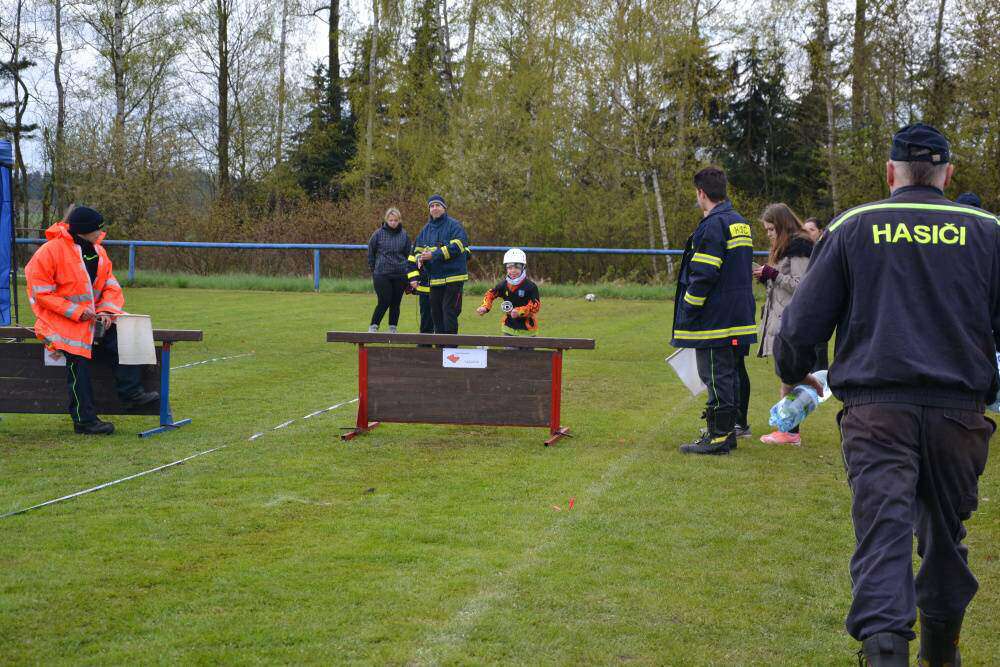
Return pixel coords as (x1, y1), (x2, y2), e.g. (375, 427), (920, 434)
(545, 349), (571, 446)
(342, 343), (379, 440)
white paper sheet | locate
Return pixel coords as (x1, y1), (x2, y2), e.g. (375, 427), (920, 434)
(116, 314), (156, 365)
(665, 347), (706, 396)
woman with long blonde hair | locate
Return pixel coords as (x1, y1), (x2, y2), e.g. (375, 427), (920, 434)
(753, 203), (815, 445)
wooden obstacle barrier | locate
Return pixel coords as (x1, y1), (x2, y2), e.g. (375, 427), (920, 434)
(327, 332), (595, 445)
(0, 326), (203, 437)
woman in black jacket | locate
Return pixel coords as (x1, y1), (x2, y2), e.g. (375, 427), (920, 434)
(367, 208), (410, 333)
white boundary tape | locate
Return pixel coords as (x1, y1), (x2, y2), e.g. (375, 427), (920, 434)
(0, 446), (224, 518)
(247, 398), (358, 441)
(1, 397), (358, 519)
(172, 352), (255, 370)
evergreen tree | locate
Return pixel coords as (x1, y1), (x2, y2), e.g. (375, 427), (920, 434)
(288, 63), (357, 200)
(0, 57), (39, 138)
(717, 39), (799, 203)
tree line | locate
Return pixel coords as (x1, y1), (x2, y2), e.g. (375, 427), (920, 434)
(2, 0), (998, 282)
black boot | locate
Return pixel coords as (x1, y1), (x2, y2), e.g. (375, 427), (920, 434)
(917, 614), (962, 666)
(857, 632), (909, 666)
(74, 419), (116, 435)
(122, 390), (159, 411)
(680, 408), (736, 455)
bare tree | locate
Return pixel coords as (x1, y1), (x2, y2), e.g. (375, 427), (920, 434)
(217, 0), (231, 197)
(74, 0), (181, 179)
(275, 0), (290, 166)
(364, 0), (379, 202)
(815, 0), (839, 211)
(850, 0), (867, 131)
(52, 0), (68, 217)
(0, 0), (41, 222)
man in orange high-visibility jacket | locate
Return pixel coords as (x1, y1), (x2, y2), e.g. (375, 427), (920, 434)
(25, 206), (158, 435)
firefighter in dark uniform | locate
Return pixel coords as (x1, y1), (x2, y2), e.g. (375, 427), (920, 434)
(672, 167), (757, 455)
(408, 194), (471, 334)
(773, 124), (998, 666)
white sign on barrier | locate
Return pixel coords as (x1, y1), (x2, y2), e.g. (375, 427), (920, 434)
(442, 347), (487, 369)
(43, 348), (66, 366)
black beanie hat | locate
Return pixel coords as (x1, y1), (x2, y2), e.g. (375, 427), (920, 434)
(67, 206), (105, 234)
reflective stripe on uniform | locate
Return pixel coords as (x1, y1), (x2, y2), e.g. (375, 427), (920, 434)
(501, 324), (537, 336)
(66, 294), (92, 303)
(407, 270), (420, 279)
(417, 285), (430, 293)
(95, 301), (123, 312)
(31, 285), (57, 295)
(692, 252), (722, 268)
(827, 202), (1000, 233)
(105, 278), (121, 288)
(429, 274), (468, 286)
(44, 333), (92, 351)
(450, 238), (469, 253)
(440, 245), (451, 260)
(726, 238), (754, 249)
(683, 292), (706, 307)
(673, 324), (757, 340)
(64, 303), (78, 318)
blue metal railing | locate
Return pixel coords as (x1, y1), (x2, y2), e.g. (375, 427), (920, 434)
(15, 238), (768, 291)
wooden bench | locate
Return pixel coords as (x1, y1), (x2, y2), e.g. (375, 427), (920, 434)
(0, 326), (203, 437)
(327, 332), (596, 445)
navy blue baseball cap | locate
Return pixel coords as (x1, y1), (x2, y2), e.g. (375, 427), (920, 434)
(890, 123), (950, 164)
(955, 192), (982, 208)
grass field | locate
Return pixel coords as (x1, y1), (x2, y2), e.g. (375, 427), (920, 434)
(1, 286), (998, 665)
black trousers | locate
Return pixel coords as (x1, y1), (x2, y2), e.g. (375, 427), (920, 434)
(418, 292), (434, 334)
(840, 403), (992, 641)
(696, 346), (741, 431)
(63, 325), (143, 425)
(371, 275), (406, 327)
(429, 283), (463, 334)
(736, 345), (750, 427)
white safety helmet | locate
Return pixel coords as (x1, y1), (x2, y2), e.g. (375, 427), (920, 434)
(503, 248), (527, 266)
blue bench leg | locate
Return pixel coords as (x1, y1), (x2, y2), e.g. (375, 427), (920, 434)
(138, 342), (191, 438)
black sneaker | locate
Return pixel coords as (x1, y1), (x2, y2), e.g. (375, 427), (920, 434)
(122, 390), (159, 411)
(679, 431), (734, 455)
(686, 427), (738, 450)
(74, 419), (116, 435)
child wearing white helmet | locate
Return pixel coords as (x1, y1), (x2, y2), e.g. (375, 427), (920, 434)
(476, 248), (541, 336)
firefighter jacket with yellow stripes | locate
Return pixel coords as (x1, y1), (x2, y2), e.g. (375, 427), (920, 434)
(671, 200), (757, 349)
(408, 214), (471, 288)
(405, 245), (430, 294)
(24, 221), (126, 359)
(480, 277), (540, 335)
(774, 185), (1000, 410)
